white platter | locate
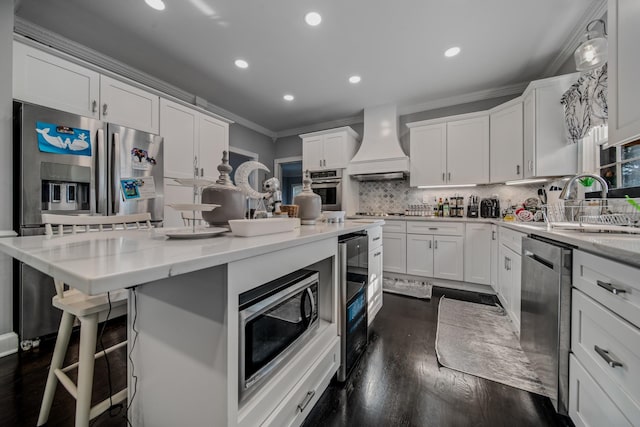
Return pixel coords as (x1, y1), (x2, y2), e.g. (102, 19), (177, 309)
(157, 226), (228, 239)
(173, 178), (215, 187)
(167, 203), (220, 212)
(229, 218), (300, 237)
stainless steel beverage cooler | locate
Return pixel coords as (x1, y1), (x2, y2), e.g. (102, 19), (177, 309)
(13, 101), (164, 347)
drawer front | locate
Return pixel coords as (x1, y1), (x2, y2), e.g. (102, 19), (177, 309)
(574, 250), (640, 329)
(368, 226), (383, 250)
(382, 220), (406, 233)
(571, 289), (640, 422)
(406, 221), (464, 236)
(569, 354), (633, 427)
(263, 340), (340, 427)
(499, 226), (525, 254)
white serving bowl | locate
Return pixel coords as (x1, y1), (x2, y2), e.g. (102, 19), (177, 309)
(228, 218), (300, 237)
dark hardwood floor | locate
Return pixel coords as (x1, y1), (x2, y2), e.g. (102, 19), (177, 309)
(303, 288), (571, 427)
(1, 288), (570, 426)
(0, 316), (128, 427)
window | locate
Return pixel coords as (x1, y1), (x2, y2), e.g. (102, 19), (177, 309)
(599, 139), (640, 189)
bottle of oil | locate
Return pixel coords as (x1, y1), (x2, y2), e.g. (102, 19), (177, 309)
(443, 198), (450, 217)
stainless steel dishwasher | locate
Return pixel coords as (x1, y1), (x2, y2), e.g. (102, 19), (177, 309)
(521, 235), (573, 415)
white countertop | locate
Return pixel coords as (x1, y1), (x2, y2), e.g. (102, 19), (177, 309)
(349, 215), (640, 268)
(0, 220), (384, 296)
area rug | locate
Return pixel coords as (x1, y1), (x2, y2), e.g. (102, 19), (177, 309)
(435, 296), (549, 397)
(383, 277), (432, 300)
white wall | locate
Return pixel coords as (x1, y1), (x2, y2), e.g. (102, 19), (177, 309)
(0, 1), (16, 355)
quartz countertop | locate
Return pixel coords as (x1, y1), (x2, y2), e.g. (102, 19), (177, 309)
(348, 215), (640, 269)
(0, 220), (384, 296)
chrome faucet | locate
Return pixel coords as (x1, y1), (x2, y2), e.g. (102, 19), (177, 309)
(559, 173), (609, 200)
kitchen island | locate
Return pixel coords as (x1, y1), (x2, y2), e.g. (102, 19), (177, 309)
(0, 219), (384, 427)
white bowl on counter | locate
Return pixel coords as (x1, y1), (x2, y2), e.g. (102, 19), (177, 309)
(228, 218), (300, 237)
(321, 211), (346, 223)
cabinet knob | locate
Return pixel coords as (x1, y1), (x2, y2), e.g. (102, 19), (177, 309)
(92, 100), (97, 113)
(102, 103), (108, 116)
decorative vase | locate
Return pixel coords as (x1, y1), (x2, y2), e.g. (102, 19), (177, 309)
(294, 170), (321, 225)
(201, 151), (246, 226)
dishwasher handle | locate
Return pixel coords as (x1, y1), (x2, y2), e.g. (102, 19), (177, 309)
(524, 251), (555, 270)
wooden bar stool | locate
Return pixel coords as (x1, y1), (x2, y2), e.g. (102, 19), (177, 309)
(37, 213), (152, 427)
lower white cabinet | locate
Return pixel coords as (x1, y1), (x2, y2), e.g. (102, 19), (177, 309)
(497, 242), (522, 332)
(490, 225), (498, 292)
(368, 246), (383, 325)
(406, 234), (463, 281)
(382, 233), (406, 274)
(464, 223), (492, 285)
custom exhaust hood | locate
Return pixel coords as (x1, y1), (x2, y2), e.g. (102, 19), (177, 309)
(348, 104), (410, 181)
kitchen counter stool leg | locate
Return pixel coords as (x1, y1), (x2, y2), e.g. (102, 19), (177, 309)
(37, 311), (75, 426)
(75, 313), (99, 427)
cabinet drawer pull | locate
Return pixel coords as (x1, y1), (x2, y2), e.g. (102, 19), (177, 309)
(516, 164), (520, 175)
(92, 100), (97, 113)
(594, 345), (623, 368)
(596, 280), (626, 295)
(102, 103), (108, 115)
(428, 240), (432, 249)
(428, 227), (438, 230)
(372, 236), (381, 241)
(442, 172), (445, 182)
(434, 240), (438, 249)
(448, 172), (451, 181)
(374, 251), (382, 257)
(297, 390), (316, 412)
(492, 230), (496, 240)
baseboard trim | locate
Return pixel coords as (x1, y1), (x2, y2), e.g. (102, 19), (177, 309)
(383, 272), (494, 295)
(0, 332), (19, 358)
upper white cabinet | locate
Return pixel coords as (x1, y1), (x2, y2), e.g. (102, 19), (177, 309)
(408, 112), (489, 186)
(608, 0), (640, 147)
(99, 75), (159, 133)
(300, 127), (359, 171)
(160, 98), (229, 180)
(522, 73), (579, 178)
(490, 98), (523, 182)
(13, 41), (100, 119)
(13, 41), (160, 133)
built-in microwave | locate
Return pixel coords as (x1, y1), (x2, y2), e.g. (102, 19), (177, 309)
(310, 169), (342, 211)
(238, 269), (319, 401)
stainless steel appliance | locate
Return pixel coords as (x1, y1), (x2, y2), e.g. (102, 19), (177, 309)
(338, 232), (368, 382)
(13, 101), (164, 346)
(521, 235), (573, 415)
(238, 269), (319, 401)
(310, 169), (342, 211)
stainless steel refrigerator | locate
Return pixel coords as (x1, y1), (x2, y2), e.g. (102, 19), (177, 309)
(13, 101), (164, 347)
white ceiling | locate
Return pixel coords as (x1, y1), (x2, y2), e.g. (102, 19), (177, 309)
(15, 0), (603, 134)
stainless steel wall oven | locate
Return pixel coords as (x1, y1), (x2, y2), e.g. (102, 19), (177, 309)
(239, 269), (319, 401)
(310, 169), (342, 211)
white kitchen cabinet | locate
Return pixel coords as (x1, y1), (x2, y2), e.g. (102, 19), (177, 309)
(490, 224), (498, 292)
(490, 98), (523, 182)
(368, 245), (383, 325)
(160, 98), (229, 180)
(300, 127), (359, 172)
(409, 123), (446, 187)
(382, 233), (406, 274)
(497, 225), (525, 332)
(433, 236), (464, 281)
(464, 223), (492, 285)
(99, 75), (159, 133)
(13, 41), (100, 119)
(408, 112), (489, 186)
(522, 73), (579, 178)
(406, 234), (434, 277)
(608, 0), (640, 147)
(13, 41), (160, 133)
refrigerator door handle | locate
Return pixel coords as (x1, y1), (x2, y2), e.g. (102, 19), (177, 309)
(96, 129), (107, 215)
(111, 132), (121, 214)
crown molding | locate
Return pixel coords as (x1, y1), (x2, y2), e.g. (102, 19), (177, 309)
(541, 0), (608, 77)
(13, 18), (277, 138)
(275, 114), (363, 139)
(397, 81), (527, 116)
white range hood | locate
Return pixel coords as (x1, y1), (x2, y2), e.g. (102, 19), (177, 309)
(348, 104), (409, 181)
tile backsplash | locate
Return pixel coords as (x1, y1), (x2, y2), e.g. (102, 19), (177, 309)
(358, 180), (542, 213)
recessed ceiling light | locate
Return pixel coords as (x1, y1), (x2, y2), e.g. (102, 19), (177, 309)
(444, 46), (461, 57)
(145, 0), (166, 11)
(349, 75), (361, 84)
(283, 94), (295, 101)
(234, 59), (249, 69)
(305, 12), (322, 26)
